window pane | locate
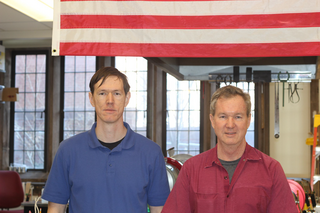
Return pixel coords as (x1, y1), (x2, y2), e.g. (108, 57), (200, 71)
(75, 92), (85, 110)
(86, 56), (96, 70)
(15, 55), (26, 73)
(26, 55), (36, 73)
(178, 131), (188, 150)
(136, 111), (147, 130)
(75, 73), (85, 91)
(167, 131), (177, 149)
(167, 91), (177, 110)
(14, 132), (24, 150)
(85, 112), (95, 130)
(24, 151), (34, 168)
(25, 131), (36, 151)
(125, 111), (137, 130)
(37, 55), (46, 73)
(190, 91), (200, 110)
(190, 111), (200, 130)
(35, 151), (44, 169)
(25, 74), (36, 92)
(167, 111), (177, 130)
(24, 113), (35, 131)
(16, 74), (25, 92)
(14, 113), (24, 131)
(14, 151), (23, 164)
(64, 112), (75, 130)
(167, 75), (177, 91)
(36, 93), (45, 110)
(35, 132), (45, 150)
(65, 56), (75, 72)
(25, 93), (35, 110)
(64, 93), (75, 110)
(177, 91), (188, 110)
(75, 56), (86, 72)
(36, 74), (46, 92)
(75, 112), (85, 130)
(178, 111), (189, 130)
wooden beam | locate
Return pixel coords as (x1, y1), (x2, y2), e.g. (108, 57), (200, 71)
(254, 83), (270, 155)
(147, 63), (167, 156)
(316, 56), (320, 79)
(144, 57), (184, 80)
(200, 81), (212, 152)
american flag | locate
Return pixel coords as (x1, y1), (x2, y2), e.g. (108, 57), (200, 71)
(52, 0), (320, 57)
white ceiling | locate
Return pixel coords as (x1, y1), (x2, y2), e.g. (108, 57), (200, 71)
(0, 2), (52, 48)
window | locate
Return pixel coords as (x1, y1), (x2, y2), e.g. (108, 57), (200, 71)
(63, 56), (96, 140)
(11, 52), (48, 170)
(166, 74), (201, 156)
(220, 82), (255, 147)
(115, 57), (148, 136)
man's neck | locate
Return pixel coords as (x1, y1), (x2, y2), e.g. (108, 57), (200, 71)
(217, 141), (246, 161)
(95, 121), (127, 143)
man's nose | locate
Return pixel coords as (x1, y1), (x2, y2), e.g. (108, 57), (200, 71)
(106, 93), (114, 103)
(226, 117), (235, 127)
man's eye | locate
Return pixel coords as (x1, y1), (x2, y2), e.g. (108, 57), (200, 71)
(115, 92), (121, 96)
(99, 92), (105, 95)
(235, 116), (242, 119)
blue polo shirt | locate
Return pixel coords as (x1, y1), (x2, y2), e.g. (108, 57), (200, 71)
(42, 122), (170, 213)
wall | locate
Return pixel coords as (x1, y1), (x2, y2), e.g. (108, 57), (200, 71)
(269, 82), (311, 178)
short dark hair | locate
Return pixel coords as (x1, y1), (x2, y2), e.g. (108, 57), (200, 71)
(210, 85), (251, 117)
(89, 67), (130, 95)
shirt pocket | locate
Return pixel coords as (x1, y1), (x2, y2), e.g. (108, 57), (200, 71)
(195, 192), (222, 213)
(231, 187), (268, 212)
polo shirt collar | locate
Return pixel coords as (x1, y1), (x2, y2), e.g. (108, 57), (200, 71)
(88, 122), (135, 150)
(205, 143), (261, 168)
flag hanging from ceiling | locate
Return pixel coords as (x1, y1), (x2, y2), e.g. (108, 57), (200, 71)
(52, 0), (320, 57)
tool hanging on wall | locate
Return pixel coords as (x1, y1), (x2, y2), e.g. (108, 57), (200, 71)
(215, 75), (224, 89)
(246, 67), (252, 93)
(277, 71), (290, 107)
(274, 81), (280, 138)
(288, 82), (302, 104)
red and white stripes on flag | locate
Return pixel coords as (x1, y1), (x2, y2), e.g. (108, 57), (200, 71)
(52, 0), (320, 57)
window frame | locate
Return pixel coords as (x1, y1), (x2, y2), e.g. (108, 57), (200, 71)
(9, 50), (49, 171)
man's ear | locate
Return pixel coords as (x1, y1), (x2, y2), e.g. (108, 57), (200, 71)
(209, 114), (215, 129)
(247, 113), (251, 129)
(125, 91), (131, 107)
(89, 92), (95, 107)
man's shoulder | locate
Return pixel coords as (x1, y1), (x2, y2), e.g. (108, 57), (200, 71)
(247, 145), (280, 167)
(183, 149), (214, 167)
(60, 131), (90, 147)
(130, 131), (159, 147)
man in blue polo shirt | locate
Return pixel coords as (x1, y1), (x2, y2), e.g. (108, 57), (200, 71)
(42, 67), (170, 213)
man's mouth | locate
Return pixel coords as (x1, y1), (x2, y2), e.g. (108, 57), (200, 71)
(105, 109), (115, 112)
(225, 132), (236, 136)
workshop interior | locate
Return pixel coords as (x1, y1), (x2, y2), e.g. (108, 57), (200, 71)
(0, 0), (320, 213)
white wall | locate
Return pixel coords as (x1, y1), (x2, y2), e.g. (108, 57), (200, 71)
(269, 82), (311, 178)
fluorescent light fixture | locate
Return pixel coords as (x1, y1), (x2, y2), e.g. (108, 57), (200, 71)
(0, 0), (53, 22)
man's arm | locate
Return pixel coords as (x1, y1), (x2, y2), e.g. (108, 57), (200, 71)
(149, 205), (163, 213)
(47, 202), (67, 213)
(267, 162), (298, 213)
